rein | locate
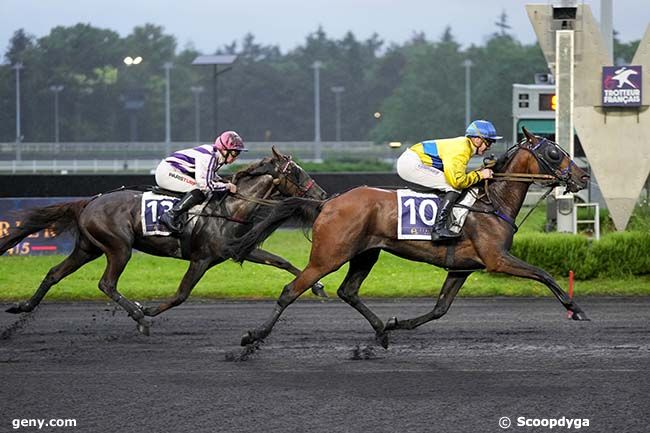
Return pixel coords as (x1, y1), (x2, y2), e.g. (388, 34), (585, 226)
(491, 173), (556, 183)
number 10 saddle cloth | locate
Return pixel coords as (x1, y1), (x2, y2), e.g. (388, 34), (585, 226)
(396, 188), (478, 240)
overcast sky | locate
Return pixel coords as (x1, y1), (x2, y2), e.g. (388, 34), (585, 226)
(1, 0), (648, 56)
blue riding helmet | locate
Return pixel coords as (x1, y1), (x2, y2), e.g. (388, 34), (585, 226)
(465, 120), (502, 141)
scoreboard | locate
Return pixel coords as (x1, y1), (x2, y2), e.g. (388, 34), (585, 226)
(512, 82), (585, 157)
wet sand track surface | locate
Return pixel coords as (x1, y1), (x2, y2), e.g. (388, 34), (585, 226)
(1, 298), (649, 432)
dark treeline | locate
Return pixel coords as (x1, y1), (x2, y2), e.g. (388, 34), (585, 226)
(0, 20), (640, 144)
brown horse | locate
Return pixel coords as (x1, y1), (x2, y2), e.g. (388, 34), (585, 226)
(1, 148), (327, 335)
(227, 128), (590, 348)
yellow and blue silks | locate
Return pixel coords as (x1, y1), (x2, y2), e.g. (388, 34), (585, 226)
(408, 136), (482, 189)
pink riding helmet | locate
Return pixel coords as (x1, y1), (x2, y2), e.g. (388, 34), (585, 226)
(214, 131), (247, 153)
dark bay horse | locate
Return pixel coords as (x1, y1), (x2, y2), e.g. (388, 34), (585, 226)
(228, 128), (590, 348)
(0, 147), (327, 335)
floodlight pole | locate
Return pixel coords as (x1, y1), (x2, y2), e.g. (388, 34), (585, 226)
(212, 65), (232, 135)
(192, 55), (237, 137)
(331, 86), (345, 141)
(164, 62), (173, 154)
(49, 85), (64, 143)
(312, 61), (323, 161)
(191, 86), (204, 142)
(14, 62), (24, 161)
(463, 59), (473, 127)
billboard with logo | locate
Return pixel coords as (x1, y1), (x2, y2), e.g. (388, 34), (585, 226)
(0, 198), (77, 256)
(602, 65), (642, 107)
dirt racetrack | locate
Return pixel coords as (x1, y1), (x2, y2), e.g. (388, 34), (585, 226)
(1, 297), (649, 433)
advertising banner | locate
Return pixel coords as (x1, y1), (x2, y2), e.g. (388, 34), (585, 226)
(0, 198), (77, 256)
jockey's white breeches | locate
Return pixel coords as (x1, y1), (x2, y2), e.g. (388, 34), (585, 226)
(155, 162), (198, 192)
(396, 149), (458, 193)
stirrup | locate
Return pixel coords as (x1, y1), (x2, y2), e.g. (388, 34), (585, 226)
(160, 212), (183, 233)
(431, 227), (460, 242)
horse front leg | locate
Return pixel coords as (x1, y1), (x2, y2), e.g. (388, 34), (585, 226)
(487, 252), (589, 320)
(244, 248), (328, 298)
(143, 258), (214, 317)
(96, 248), (153, 335)
(384, 271), (472, 332)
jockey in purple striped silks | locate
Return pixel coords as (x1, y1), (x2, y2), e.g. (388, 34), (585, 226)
(155, 130), (248, 233)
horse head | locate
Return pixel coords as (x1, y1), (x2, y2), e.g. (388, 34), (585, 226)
(516, 127), (589, 193)
(235, 146), (327, 200)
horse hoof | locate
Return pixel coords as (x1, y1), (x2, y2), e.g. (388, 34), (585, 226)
(240, 331), (255, 346)
(311, 282), (328, 298)
(5, 304), (22, 314)
(571, 311), (590, 321)
(137, 320), (151, 336)
(5, 303), (29, 314)
(384, 317), (398, 332)
(375, 332), (389, 349)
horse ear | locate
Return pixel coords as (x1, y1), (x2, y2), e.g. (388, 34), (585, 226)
(522, 127), (536, 143)
(271, 145), (284, 160)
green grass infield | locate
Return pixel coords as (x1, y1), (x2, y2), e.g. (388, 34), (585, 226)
(1, 230), (649, 301)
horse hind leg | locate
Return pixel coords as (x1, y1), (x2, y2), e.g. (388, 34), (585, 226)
(6, 241), (101, 314)
(384, 271), (471, 332)
(335, 250), (389, 347)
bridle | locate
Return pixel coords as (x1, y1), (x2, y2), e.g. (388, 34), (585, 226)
(491, 137), (574, 188)
(231, 155), (317, 207)
(478, 137), (579, 231)
(275, 156), (316, 197)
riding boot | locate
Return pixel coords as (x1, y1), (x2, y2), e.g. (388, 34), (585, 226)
(431, 191), (461, 241)
(160, 189), (206, 233)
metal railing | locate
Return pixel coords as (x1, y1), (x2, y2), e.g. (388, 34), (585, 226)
(0, 141), (405, 173)
(0, 140), (518, 174)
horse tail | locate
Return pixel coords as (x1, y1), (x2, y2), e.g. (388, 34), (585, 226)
(228, 197), (325, 263)
(0, 199), (90, 255)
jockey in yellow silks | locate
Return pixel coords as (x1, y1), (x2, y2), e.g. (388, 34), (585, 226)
(396, 120), (501, 241)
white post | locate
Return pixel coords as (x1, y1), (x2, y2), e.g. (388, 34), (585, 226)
(555, 30), (575, 233)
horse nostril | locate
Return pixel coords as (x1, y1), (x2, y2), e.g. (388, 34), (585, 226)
(581, 175), (590, 182)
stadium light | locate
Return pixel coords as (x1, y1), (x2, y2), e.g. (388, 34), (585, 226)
(192, 54), (237, 134)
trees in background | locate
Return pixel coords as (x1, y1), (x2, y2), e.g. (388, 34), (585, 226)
(0, 21), (641, 143)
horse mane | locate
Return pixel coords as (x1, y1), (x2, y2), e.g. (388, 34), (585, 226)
(492, 145), (519, 173)
(231, 157), (272, 184)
